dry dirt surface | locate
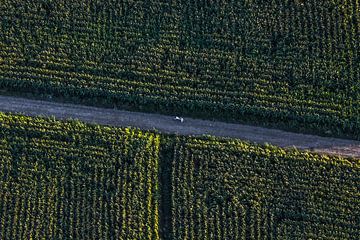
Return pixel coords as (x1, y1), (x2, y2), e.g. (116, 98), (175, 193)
(0, 95), (359, 159)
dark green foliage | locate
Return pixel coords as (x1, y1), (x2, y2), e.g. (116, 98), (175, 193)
(170, 137), (360, 239)
(0, 0), (359, 139)
(0, 113), (359, 239)
(0, 113), (160, 239)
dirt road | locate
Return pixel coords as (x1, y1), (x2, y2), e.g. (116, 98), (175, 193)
(0, 95), (359, 158)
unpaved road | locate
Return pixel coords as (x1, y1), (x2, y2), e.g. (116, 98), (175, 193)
(0, 95), (359, 158)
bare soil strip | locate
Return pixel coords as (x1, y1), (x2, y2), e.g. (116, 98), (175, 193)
(0, 95), (359, 158)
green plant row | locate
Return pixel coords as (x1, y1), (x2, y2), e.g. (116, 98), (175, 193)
(170, 137), (360, 239)
(0, 112), (359, 239)
(0, 113), (160, 239)
(0, 0), (359, 139)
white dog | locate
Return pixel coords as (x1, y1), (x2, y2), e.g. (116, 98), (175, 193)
(174, 116), (184, 123)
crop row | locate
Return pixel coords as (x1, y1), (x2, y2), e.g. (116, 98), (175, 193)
(170, 137), (360, 239)
(0, 112), (359, 239)
(0, 113), (160, 239)
(0, 0), (359, 139)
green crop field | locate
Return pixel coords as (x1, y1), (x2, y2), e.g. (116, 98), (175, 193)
(0, 112), (359, 239)
(170, 137), (360, 239)
(0, 1), (359, 139)
(0, 113), (160, 239)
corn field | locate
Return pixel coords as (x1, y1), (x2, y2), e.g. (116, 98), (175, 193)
(0, 113), (160, 239)
(0, 0), (359, 139)
(0, 113), (359, 239)
(170, 137), (360, 239)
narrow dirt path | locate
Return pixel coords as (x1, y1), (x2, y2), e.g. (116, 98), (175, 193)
(0, 95), (359, 158)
